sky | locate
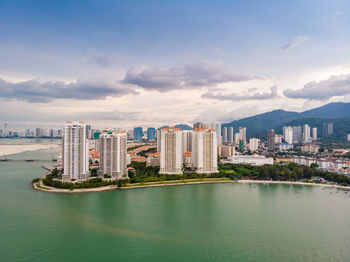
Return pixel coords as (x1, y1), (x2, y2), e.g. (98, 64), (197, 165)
(1, 0), (350, 130)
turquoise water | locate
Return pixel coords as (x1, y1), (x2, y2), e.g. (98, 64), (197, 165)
(1, 144), (350, 261)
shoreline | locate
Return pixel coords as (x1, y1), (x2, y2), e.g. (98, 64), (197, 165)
(0, 144), (59, 157)
(32, 176), (350, 194)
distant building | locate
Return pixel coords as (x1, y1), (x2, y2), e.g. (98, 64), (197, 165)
(147, 127), (156, 142)
(274, 134), (283, 144)
(218, 145), (235, 158)
(283, 126), (293, 144)
(301, 144), (319, 154)
(348, 134), (350, 142)
(312, 127), (317, 141)
(234, 132), (240, 145)
(192, 127), (218, 174)
(205, 123), (222, 146)
(159, 127), (183, 175)
(239, 127), (247, 145)
(62, 121), (90, 182)
(249, 138), (259, 152)
(323, 122), (334, 137)
(133, 127), (143, 143)
(267, 129), (275, 151)
(193, 122), (205, 129)
(228, 127), (234, 144)
(222, 127), (228, 145)
(97, 131), (128, 179)
(279, 143), (293, 151)
(222, 154), (273, 166)
(303, 124), (311, 142)
(182, 130), (193, 152)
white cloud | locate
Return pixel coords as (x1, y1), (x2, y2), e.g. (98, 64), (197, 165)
(281, 36), (309, 50)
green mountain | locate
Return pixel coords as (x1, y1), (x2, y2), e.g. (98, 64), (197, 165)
(222, 102), (350, 137)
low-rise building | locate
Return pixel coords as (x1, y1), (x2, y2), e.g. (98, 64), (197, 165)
(301, 144), (319, 153)
(218, 145), (235, 158)
(147, 152), (161, 167)
(222, 154), (274, 166)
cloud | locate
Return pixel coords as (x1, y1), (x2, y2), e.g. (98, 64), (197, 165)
(121, 60), (254, 91)
(283, 74), (350, 100)
(0, 77), (136, 102)
(201, 86), (279, 101)
(86, 51), (123, 68)
(281, 36), (308, 50)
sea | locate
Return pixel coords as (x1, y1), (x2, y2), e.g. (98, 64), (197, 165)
(1, 139), (350, 261)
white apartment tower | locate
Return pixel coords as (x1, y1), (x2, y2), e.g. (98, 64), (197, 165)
(192, 127), (218, 174)
(303, 124), (311, 142)
(284, 126), (293, 144)
(159, 127), (183, 175)
(62, 121), (90, 182)
(98, 132), (128, 179)
(205, 122), (222, 145)
(249, 138), (259, 152)
(312, 127), (317, 141)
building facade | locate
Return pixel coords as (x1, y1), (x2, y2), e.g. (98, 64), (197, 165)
(98, 132), (128, 179)
(62, 121), (90, 182)
(159, 127), (183, 174)
(192, 127), (218, 174)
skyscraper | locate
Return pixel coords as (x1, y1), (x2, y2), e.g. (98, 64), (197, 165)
(222, 127), (228, 145)
(85, 125), (91, 139)
(159, 127), (183, 175)
(182, 130), (193, 152)
(267, 129), (275, 151)
(133, 127), (143, 143)
(62, 121), (90, 182)
(303, 124), (310, 142)
(193, 122), (205, 129)
(239, 127), (247, 145)
(284, 126), (293, 144)
(323, 122), (334, 137)
(147, 127), (156, 142)
(192, 127), (218, 174)
(205, 122), (222, 146)
(312, 127), (317, 141)
(228, 127), (234, 144)
(98, 131), (127, 179)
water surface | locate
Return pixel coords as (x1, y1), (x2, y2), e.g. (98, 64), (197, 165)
(1, 146), (350, 261)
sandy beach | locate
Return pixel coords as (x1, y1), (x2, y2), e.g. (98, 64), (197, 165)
(0, 144), (59, 157)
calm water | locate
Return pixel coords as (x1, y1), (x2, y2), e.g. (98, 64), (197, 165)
(1, 146), (350, 261)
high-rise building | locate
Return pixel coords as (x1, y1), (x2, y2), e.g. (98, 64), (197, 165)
(267, 129), (275, 151)
(222, 127), (228, 145)
(193, 122), (205, 129)
(228, 127), (234, 144)
(239, 127), (247, 145)
(205, 122), (222, 146)
(292, 126), (302, 142)
(347, 134), (350, 142)
(323, 122), (334, 137)
(85, 125), (91, 139)
(133, 127), (143, 143)
(234, 132), (240, 145)
(303, 124), (310, 142)
(192, 127), (218, 174)
(182, 130), (193, 152)
(3, 123), (8, 137)
(159, 127), (183, 175)
(147, 127), (156, 142)
(249, 138), (259, 152)
(98, 131), (127, 179)
(62, 121), (90, 182)
(35, 128), (42, 138)
(312, 127), (317, 141)
(284, 126), (293, 144)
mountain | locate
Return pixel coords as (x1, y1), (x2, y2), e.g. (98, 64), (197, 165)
(300, 102), (350, 118)
(222, 102), (350, 137)
(158, 124), (193, 130)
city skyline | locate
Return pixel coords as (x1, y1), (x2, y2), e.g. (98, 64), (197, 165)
(1, 1), (350, 128)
